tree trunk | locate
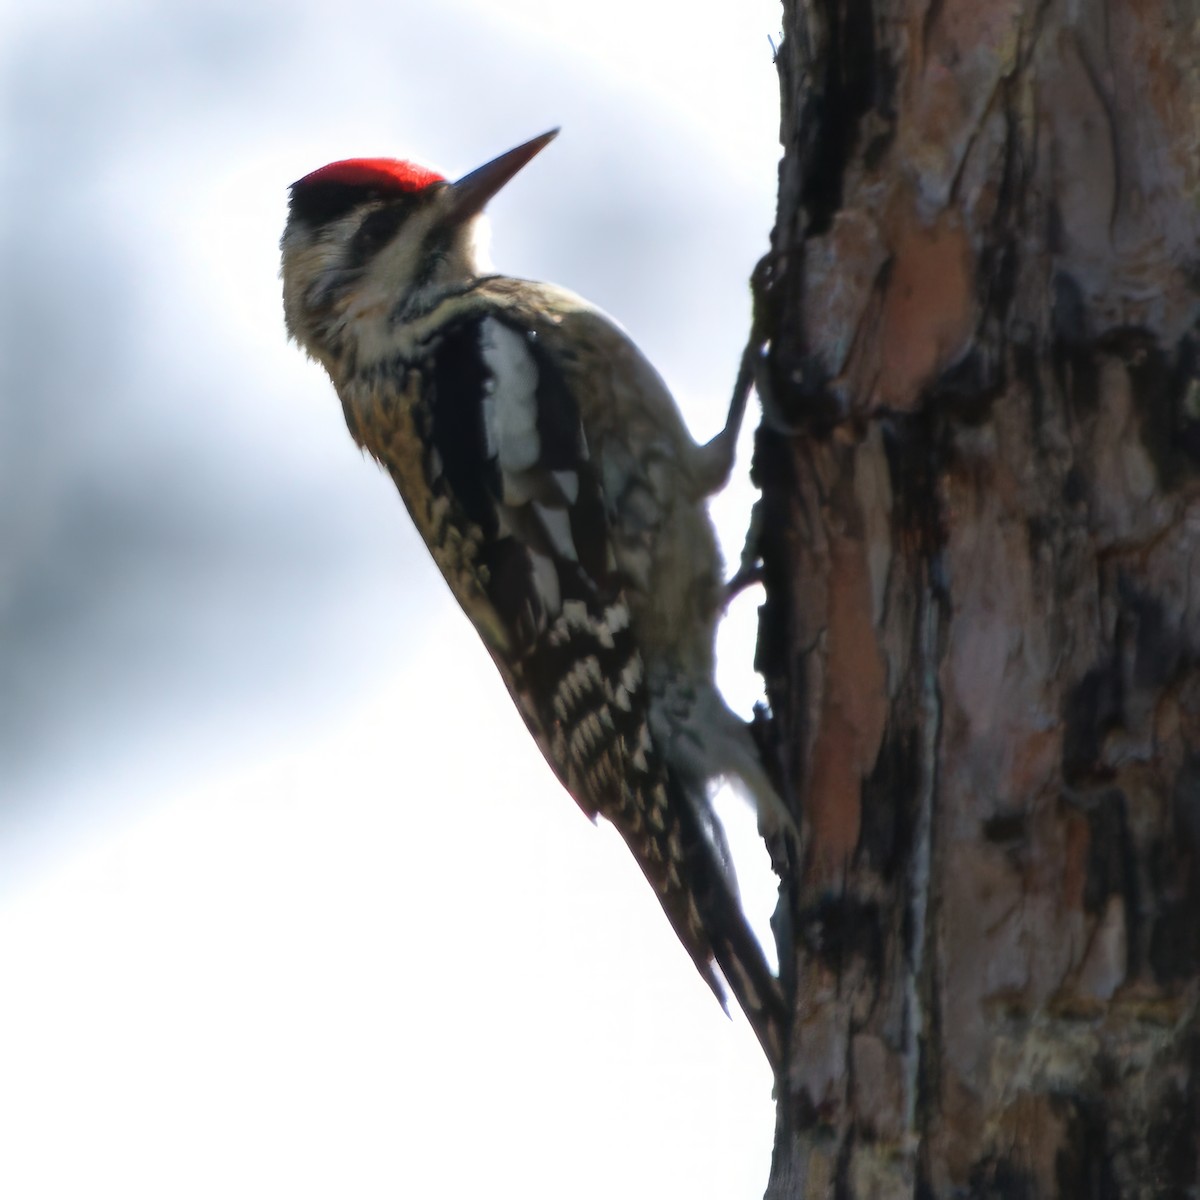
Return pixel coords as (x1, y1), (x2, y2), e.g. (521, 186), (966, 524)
(754, 0), (1200, 1194)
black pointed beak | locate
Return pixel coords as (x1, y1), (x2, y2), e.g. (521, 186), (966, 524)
(447, 129), (559, 221)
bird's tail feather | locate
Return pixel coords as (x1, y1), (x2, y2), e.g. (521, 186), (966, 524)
(614, 769), (788, 1074)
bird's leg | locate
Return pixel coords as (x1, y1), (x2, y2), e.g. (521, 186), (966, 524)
(695, 248), (786, 495)
(724, 496), (766, 607)
(695, 340), (757, 496)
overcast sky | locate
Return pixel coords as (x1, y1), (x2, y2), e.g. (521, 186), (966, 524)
(1, 2), (785, 1195)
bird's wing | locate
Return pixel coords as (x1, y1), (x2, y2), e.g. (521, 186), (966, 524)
(346, 306), (784, 1066)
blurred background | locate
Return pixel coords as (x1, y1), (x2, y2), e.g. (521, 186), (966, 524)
(1, 1), (784, 1195)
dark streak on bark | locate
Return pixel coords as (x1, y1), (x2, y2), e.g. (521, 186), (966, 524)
(1145, 1031), (1200, 1192)
(833, 1129), (856, 1200)
(796, 896), (885, 980)
(752, 427), (801, 728)
(1062, 664), (1123, 785)
(858, 722), (918, 879)
(1054, 1095), (1121, 1200)
(765, 0), (897, 426)
(799, 0), (888, 238)
(1149, 754), (1200, 983)
(1126, 330), (1200, 489)
(967, 1156), (1037, 1200)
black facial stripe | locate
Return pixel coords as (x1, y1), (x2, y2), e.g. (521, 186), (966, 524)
(346, 205), (410, 270)
(289, 181), (380, 227)
(414, 227), (452, 290)
(288, 178), (444, 231)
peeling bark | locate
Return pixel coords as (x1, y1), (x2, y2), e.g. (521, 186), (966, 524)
(756, 0), (1200, 1195)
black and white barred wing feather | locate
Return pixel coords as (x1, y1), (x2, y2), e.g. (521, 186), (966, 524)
(342, 304), (783, 1059)
(350, 314), (715, 981)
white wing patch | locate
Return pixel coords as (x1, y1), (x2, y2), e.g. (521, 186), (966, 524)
(478, 316), (584, 571)
(533, 502), (579, 562)
(529, 550), (562, 616)
(480, 317), (540, 474)
(552, 469), (580, 504)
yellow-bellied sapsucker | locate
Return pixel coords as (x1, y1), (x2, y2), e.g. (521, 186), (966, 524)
(281, 130), (789, 1067)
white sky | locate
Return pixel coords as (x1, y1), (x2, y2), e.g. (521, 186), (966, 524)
(1, 1), (785, 1195)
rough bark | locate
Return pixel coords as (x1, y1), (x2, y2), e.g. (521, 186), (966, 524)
(754, 0), (1200, 1195)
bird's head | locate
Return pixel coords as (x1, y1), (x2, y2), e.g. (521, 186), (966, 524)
(281, 129), (558, 363)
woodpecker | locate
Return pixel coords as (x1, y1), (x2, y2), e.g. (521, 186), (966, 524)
(281, 130), (790, 1069)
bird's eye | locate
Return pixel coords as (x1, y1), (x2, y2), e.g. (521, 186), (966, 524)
(349, 205), (408, 265)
